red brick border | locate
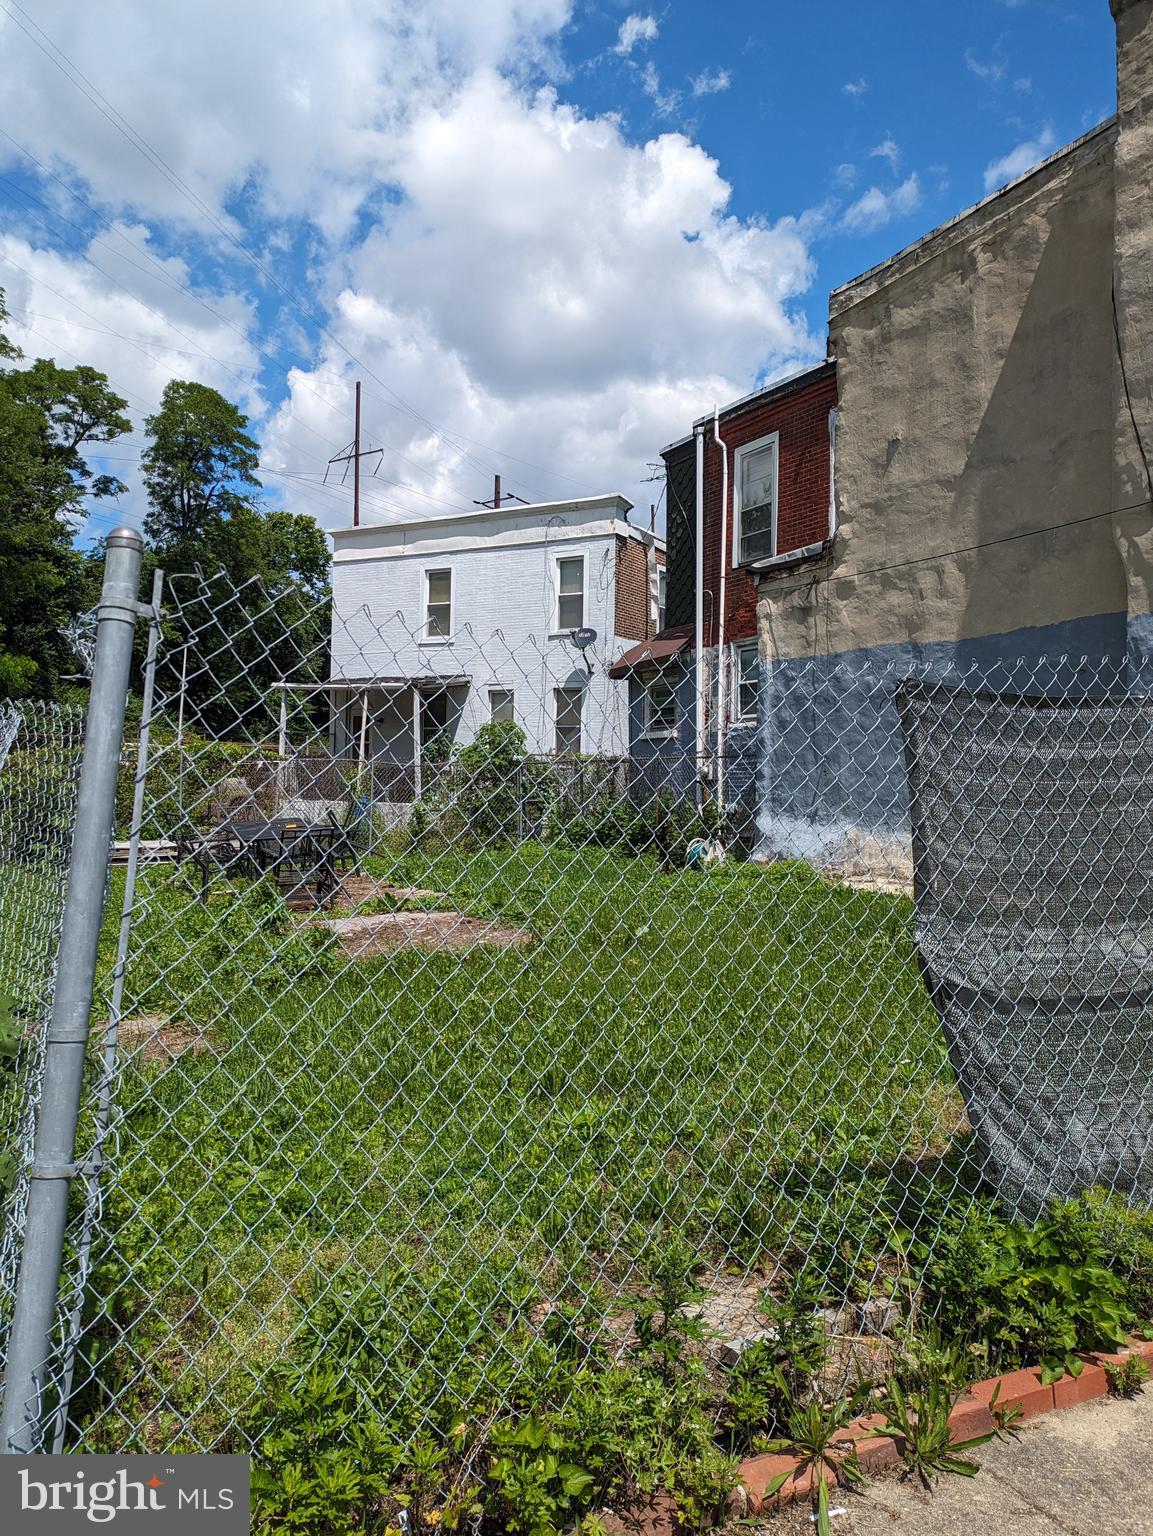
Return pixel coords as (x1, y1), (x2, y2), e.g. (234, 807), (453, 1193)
(733, 1337), (1153, 1518)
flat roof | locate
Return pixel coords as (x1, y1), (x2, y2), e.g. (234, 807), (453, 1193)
(329, 492), (637, 540)
(661, 358), (836, 456)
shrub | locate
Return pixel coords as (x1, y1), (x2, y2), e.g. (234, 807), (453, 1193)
(1074, 1188), (1153, 1326)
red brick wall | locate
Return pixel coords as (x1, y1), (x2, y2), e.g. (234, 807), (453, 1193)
(700, 365), (837, 645)
(614, 535), (667, 640)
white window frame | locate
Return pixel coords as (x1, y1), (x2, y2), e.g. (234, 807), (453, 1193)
(733, 430), (779, 567)
(735, 643), (759, 722)
(553, 685), (584, 754)
(421, 565), (453, 644)
(640, 667), (677, 738)
(488, 687), (516, 724)
(552, 553), (586, 635)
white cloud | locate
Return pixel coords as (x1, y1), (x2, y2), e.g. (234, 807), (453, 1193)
(832, 162), (857, 189)
(983, 128), (1056, 192)
(691, 67), (731, 98)
(842, 78), (868, 100)
(869, 135), (901, 173)
(965, 45), (1007, 83)
(840, 173), (922, 235)
(614, 14), (658, 55)
(0, 1), (822, 525)
(640, 60), (680, 116)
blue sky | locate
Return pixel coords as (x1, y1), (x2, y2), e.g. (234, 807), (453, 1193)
(0, 0), (1117, 537)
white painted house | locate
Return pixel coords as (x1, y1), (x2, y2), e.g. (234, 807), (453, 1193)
(326, 495), (665, 791)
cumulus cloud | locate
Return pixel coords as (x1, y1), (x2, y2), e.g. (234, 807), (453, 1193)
(0, 0), (822, 525)
(965, 44), (1007, 83)
(614, 14), (658, 55)
(840, 173), (922, 235)
(983, 128), (1056, 191)
(261, 75), (819, 518)
(691, 67), (731, 97)
(842, 78), (868, 100)
(640, 60), (681, 117)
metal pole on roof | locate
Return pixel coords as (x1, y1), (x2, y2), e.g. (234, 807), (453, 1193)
(353, 380), (362, 528)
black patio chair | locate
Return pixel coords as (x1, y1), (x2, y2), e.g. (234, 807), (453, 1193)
(896, 677), (1153, 1219)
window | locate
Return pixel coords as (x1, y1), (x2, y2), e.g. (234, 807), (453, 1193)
(420, 687), (450, 748)
(642, 668), (677, 736)
(657, 567), (667, 632)
(489, 688), (515, 724)
(555, 556), (585, 632)
(554, 686), (583, 753)
(736, 645), (759, 721)
(734, 432), (778, 564)
(424, 568), (452, 639)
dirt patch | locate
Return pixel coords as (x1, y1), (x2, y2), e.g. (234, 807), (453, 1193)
(114, 1015), (214, 1066)
(316, 910), (533, 958)
(336, 874), (452, 907)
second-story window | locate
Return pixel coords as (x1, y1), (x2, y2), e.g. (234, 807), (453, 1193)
(657, 567), (667, 632)
(734, 432), (778, 564)
(555, 555), (585, 631)
(425, 568), (452, 639)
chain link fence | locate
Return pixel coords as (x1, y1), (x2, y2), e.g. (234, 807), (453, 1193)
(0, 702), (86, 1374)
(5, 562), (1153, 1522)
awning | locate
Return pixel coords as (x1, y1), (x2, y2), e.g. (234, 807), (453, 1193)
(608, 626), (693, 680)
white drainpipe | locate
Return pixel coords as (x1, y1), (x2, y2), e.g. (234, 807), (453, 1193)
(694, 425), (706, 801)
(713, 407), (730, 815)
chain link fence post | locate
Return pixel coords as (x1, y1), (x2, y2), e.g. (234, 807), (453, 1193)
(0, 528), (144, 1455)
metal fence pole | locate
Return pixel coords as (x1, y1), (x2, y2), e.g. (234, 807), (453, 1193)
(0, 528), (144, 1455)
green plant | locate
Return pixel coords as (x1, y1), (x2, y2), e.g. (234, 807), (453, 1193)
(1104, 1354), (1149, 1398)
(0, 991), (20, 1061)
(924, 1203), (1134, 1383)
(760, 1392), (868, 1536)
(873, 1373), (996, 1489)
(722, 1273), (830, 1451)
(1075, 1188), (1153, 1326)
(488, 1417), (594, 1536)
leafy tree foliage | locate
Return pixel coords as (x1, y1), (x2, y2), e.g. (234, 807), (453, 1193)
(141, 381), (331, 737)
(0, 289), (131, 698)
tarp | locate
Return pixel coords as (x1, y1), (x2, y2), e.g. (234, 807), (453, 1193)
(896, 678), (1153, 1219)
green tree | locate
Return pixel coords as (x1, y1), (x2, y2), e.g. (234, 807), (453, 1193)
(141, 380), (331, 737)
(0, 289), (132, 698)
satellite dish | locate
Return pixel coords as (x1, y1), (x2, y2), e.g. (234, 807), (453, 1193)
(572, 627), (597, 650)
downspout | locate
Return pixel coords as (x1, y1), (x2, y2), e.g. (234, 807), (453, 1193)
(694, 425), (706, 804)
(713, 407), (730, 815)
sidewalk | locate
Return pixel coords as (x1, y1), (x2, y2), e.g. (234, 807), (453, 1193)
(756, 1387), (1153, 1536)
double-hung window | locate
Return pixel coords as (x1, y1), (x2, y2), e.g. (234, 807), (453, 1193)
(489, 688), (515, 724)
(657, 567), (667, 632)
(555, 556), (585, 632)
(736, 645), (759, 722)
(642, 668), (677, 736)
(424, 568), (452, 639)
(554, 687), (583, 753)
(734, 432), (778, 564)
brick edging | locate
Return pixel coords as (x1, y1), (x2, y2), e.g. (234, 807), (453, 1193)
(734, 1337), (1153, 1516)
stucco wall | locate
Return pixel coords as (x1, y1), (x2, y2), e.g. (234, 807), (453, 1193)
(762, 120), (1120, 666)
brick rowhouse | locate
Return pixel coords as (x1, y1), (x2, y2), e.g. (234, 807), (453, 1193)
(663, 359), (837, 646)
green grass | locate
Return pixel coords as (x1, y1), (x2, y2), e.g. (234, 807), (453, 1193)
(76, 840), (960, 1448)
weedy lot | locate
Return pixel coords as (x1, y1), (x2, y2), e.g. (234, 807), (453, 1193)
(79, 845), (953, 1439)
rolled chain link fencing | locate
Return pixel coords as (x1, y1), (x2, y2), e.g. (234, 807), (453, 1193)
(5, 565), (1153, 1456)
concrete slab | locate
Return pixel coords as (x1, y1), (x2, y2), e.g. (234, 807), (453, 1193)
(747, 1388), (1153, 1536)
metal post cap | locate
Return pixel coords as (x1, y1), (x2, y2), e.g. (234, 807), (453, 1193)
(105, 526), (145, 551)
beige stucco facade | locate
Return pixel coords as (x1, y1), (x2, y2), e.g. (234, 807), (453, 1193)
(759, 0), (1153, 669)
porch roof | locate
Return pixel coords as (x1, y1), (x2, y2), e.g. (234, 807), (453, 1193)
(271, 675), (472, 692)
(608, 625), (693, 680)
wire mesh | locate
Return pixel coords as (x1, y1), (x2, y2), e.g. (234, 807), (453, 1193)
(31, 572), (1153, 1483)
(0, 702), (86, 1369)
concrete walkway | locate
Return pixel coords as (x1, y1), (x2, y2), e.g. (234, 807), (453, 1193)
(756, 1388), (1153, 1535)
